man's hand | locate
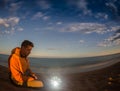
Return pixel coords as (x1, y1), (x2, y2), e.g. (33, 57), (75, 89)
(32, 73), (38, 80)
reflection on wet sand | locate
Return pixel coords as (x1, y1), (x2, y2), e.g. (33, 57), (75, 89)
(0, 59), (120, 91)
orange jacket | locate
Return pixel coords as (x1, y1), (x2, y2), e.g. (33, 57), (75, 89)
(9, 47), (34, 83)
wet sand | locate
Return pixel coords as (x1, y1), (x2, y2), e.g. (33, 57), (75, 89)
(0, 60), (120, 91)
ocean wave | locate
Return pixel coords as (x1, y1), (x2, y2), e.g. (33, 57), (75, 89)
(32, 57), (120, 74)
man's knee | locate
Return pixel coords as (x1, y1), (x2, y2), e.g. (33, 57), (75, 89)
(27, 80), (44, 88)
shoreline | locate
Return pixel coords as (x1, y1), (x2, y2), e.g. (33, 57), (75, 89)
(32, 56), (120, 74)
(0, 59), (120, 91)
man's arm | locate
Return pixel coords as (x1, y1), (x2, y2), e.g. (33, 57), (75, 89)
(10, 55), (24, 82)
(25, 69), (38, 80)
(27, 59), (38, 79)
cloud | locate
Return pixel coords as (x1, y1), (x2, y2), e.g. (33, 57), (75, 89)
(113, 38), (120, 45)
(77, 0), (92, 15)
(112, 29), (120, 44)
(0, 17), (19, 27)
(36, 0), (51, 9)
(106, 2), (118, 14)
(17, 27), (23, 31)
(56, 22), (62, 25)
(32, 12), (44, 20)
(43, 16), (50, 20)
(60, 22), (120, 47)
(0, 17), (20, 35)
(42, 22), (120, 37)
(111, 26), (120, 32)
(8, 1), (23, 15)
(61, 23), (120, 34)
(95, 13), (108, 20)
(107, 29), (120, 43)
(42, 22), (120, 34)
(79, 40), (84, 43)
(98, 29), (120, 47)
(0, 18), (9, 27)
(68, 0), (92, 15)
(98, 36), (120, 47)
(106, 1), (120, 19)
(97, 39), (112, 47)
(7, 17), (19, 26)
(32, 12), (50, 21)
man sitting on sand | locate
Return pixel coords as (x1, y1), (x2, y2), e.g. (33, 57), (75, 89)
(8, 40), (44, 88)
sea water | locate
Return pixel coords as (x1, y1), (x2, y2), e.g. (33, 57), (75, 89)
(0, 53), (120, 74)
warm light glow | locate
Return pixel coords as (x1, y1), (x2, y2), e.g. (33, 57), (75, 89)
(50, 76), (62, 89)
(52, 80), (59, 87)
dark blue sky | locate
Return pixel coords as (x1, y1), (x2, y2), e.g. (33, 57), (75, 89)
(0, 0), (120, 58)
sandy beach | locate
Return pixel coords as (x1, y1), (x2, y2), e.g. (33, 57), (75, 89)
(0, 59), (120, 91)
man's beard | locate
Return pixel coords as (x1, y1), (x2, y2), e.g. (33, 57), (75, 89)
(20, 53), (28, 58)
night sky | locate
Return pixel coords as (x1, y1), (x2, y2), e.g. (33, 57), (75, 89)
(0, 0), (120, 58)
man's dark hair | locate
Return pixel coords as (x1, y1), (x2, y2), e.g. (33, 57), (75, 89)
(21, 40), (34, 47)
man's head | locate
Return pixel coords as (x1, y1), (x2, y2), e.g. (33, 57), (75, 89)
(20, 40), (34, 58)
